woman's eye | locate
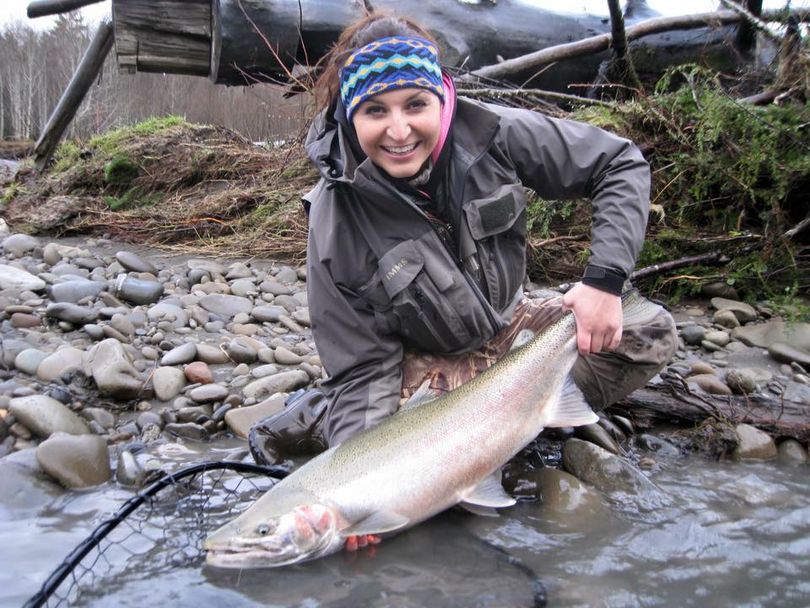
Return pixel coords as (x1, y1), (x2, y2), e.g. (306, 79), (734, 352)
(363, 105), (384, 116)
(408, 100), (427, 110)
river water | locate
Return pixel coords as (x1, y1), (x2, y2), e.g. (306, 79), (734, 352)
(3, 442), (809, 608)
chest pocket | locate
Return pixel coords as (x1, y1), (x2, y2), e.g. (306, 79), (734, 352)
(462, 183), (527, 311)
(377, 238), (483, 354)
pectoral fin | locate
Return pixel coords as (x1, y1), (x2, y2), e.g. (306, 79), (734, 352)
(400, 379), (439, 411)
(545, 377), (599, 428)
(459, 472), (516, 516)
(344, 511), (410, 537)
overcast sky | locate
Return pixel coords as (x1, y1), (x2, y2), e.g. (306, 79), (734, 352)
(0, 0), (807, 29)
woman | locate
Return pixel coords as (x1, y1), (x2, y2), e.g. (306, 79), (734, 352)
(249, 14), (677, 463)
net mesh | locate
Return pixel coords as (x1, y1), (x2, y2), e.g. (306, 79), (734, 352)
(24, 462), (286, 608)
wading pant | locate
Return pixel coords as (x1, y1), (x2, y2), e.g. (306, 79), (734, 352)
(401, 290), (678, 411)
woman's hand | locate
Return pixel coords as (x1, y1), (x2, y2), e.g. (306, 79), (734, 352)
(561, 283), (623, 355)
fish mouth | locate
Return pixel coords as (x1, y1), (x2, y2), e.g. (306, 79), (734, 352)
(205, 534), (342, 568)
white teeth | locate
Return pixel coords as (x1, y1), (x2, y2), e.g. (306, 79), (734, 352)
(384, 143), (417, 154)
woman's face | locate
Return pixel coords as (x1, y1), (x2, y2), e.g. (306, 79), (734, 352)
(352, 88), (442, 179)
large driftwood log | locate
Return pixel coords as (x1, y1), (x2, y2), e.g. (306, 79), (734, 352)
(33, 18), (114, 170)
(27, 0), (104, 19)
(110, 0), (744, 88)
(609, 370), (810, 443)
(113, 0), (211, 76)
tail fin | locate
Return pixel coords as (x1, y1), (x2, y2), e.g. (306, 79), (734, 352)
(620, 289), (665, 327)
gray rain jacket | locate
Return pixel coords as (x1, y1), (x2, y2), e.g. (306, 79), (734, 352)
(303, 97), (650, 446)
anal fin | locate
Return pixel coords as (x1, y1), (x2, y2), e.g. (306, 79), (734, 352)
(459, 471), (516, 516)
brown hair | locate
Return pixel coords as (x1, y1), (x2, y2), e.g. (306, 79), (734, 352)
(313, 14), (438, 113)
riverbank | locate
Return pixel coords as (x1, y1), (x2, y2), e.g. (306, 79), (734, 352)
(1, 230), (807, 489)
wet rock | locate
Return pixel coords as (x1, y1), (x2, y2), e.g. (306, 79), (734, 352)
(45, 302), (98, 325)
(688, 361), (715, 376)
(9, 395), (90, 437)
(229, 278), (256, 297)
(292, 308), (311, 327)
(114, 275), (164, 305)
(776, 439), (808, 464)
(160, 342), (197, 366)
(732, 423), (777, 460)
(147, 302), (188, 328)
(199, 293), (253, 319)
(187, 258), (226, 276)
(224, 337), (258, 364)
(0, 264), (46, 291)
(273, 346), (303, 365)
(733, 321), (810, 350)
(251, 305), (285, 323)
(116, 449), (145, 486)
(687, 373), (733, 395)
(725, 368), (771, 395)
(164, 422), (209, 441)
(36, 347), (86, 382)
(704, 330), (731, 347)
(510, 468), (605, 516)
(711, 298), (758, 323)
(562, 438), (664, 508)
(2, 233), (40, 257)
(14, 348), (49, 376)
(36, 432), (111, 488)
(152, 367), (187, 401)
(636, 434), (680, 457)
(115, 251), (158, 274)
(680, 324), (705, 346)
(275, 266), (299, 284)
(188, 384), (229, 403)
(701, 282), (738, 300)
(81, 407), (116, 430)
(223, 393), (286, 438)
(712, 309), (741, 329)
(242, 370), (309, 401)
(50, 279), (105, 303)
(89, 338), (143, 399)
(768, 342), (810, 367)
(184, 361), (213, 384)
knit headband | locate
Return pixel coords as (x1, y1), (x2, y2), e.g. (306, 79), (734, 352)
(339, 36), (444, 121)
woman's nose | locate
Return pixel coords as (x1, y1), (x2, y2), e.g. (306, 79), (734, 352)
(386, 113), (411, 141)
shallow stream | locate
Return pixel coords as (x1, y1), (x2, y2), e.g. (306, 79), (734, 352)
(3, 441), (809, 608)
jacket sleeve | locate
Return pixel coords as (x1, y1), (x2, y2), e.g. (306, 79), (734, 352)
(492, 103), (650, 292)
(307, 230), (404, 447)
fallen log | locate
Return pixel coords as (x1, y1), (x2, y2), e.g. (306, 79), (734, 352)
(27, 0), (104, 19)
(469, 8), (810, 82)
(609, 370), (810, 443)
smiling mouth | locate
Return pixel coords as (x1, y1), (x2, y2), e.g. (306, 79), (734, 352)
(382, 143), (418, 155)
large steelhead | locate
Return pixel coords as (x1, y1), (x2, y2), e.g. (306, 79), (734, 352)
(205, 291), (660, 568)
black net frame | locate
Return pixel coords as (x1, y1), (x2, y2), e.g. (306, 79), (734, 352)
(23, 461), (289, 608)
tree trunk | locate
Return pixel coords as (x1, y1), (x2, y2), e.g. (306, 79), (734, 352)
(735, 0), (763, 57)
(33, 18), (114, 170)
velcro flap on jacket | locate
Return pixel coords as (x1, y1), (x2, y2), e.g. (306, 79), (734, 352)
(464, 183), (525, 239)
(379, 240), (424, 299)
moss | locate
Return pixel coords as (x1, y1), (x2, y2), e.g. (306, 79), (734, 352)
(103, 155), (140, 185)
(103, 186), (159, 211)
(88, 115), (187, 157)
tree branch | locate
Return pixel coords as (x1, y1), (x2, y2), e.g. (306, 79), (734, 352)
(468, 8), (810, 82)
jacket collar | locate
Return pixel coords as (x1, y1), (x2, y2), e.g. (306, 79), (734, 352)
(304, 95), (501, 191)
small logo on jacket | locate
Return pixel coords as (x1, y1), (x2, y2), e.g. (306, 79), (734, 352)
(385, 258), (408, 281)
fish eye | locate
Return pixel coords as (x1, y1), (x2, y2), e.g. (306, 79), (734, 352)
(256, 522), (275, 536)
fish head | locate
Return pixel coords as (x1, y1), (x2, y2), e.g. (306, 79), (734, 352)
(204, 493), (345, 568)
